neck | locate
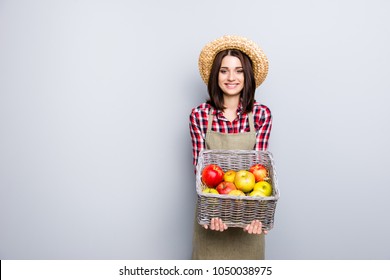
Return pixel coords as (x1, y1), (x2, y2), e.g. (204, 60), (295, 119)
(223, 95), (240, 111)
(222, 95), (240, 122)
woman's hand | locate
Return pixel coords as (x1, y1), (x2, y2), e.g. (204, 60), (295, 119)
(203, 219), (267, 234)
(244, 220), (268, 235)
(203, 217), (228, 232)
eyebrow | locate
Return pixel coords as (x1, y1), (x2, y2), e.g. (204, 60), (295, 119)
(220, 66), (243, 69)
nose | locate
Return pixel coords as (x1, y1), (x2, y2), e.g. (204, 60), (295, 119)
(227, 71), (236, 81)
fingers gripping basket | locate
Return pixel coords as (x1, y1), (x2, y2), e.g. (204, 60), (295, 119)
(196, 150), (280, 230)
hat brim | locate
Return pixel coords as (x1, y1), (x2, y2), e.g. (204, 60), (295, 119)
(198, 35), (269, 88)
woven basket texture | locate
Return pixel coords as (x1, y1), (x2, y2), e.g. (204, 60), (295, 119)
(196, 150), (280, 230)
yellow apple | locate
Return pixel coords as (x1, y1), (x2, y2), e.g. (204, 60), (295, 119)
(234, 170), (255, 193)
(228, 189), (246, 196)
(202, 187), (219, 194)
(223, 170), (236, 182)
(253, 181), (273, 196)
(248, 190), (267, 197)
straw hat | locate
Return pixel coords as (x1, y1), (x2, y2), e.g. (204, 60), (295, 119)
(198, 35), (269, 88)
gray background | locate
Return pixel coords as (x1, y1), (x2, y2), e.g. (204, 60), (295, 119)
(1, 0), (389, 260)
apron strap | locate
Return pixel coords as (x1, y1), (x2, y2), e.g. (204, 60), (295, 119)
(206, 108), (215, 133)
(248, 112), (255, 132)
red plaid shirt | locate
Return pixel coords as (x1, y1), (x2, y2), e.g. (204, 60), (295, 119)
(189, 102), (272, 166)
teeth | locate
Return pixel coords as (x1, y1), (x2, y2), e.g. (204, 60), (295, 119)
(226, 84), (238, 88)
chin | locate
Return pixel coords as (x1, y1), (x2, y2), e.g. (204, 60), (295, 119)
(222, 89), (242, 96)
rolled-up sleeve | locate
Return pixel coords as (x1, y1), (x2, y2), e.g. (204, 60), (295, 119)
(189, 109), (206, 166)
(255, 105), (272, 151)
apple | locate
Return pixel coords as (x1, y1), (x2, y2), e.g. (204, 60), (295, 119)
(228, 189), (246, 196)
(201, 164), (224, 188)
(216, 181), (236, 195)
(234, 170), (255, 193)
(223, 170), (236, 183)
(202, 187), (219, 194)
(248, 190), (267, 197)
(249, 164), (269, 182)
(253, 181), (273, 196)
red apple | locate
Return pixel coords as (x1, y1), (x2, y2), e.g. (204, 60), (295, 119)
(216, 181), (236, 195)
(249, 164), (269, 182)
(201, 164), (224, 188)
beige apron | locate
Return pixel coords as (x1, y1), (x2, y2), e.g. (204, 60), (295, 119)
(191, 109), (265, 260)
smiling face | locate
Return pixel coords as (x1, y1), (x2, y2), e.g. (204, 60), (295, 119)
(218, 55), (245, 97)
(207, 49), (255, 112)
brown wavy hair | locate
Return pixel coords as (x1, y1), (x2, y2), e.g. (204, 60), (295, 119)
(207, 49), (256, 113)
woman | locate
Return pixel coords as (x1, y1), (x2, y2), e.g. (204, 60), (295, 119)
(189, 35), (272, 260)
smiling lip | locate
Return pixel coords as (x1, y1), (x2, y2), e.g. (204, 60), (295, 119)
(225, 83), (239, 89)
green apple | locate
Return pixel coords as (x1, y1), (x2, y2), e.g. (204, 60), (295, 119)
(202, 187), (219, 194)
(253, 181), (273, 196)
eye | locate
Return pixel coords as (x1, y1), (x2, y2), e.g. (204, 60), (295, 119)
(219, 69), (227, 74)
(237, 69), (244, 74)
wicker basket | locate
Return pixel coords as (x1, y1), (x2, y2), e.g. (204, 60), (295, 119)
(196, 150), (280, 230)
